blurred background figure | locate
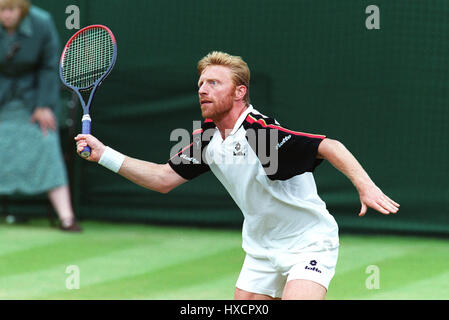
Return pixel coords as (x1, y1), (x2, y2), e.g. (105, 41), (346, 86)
(0, 0), (81, 231)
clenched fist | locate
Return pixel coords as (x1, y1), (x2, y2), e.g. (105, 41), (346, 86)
(74, 134), (106, 162)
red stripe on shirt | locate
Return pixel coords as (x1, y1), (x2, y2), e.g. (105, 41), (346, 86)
(169, 143), (193, 161)
(246, 114), (326, 139)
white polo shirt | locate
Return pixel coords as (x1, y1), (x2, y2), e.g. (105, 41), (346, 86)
(169, 105), (339, 257)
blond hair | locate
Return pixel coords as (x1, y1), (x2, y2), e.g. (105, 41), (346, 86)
(197, 51), (251, 105)
(0, 0), (30, 19)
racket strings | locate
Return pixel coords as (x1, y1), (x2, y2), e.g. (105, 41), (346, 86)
(62, 27), (114, 89)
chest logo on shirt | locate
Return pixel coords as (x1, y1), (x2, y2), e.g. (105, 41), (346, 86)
(233, 142), (246, 156)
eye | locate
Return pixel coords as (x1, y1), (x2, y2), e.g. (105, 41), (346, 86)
(210, 80), (217, 86)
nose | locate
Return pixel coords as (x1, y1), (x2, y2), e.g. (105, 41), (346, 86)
(198, 83), (207, 95)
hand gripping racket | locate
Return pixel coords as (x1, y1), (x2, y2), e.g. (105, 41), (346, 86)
(60, 25), (117, 158)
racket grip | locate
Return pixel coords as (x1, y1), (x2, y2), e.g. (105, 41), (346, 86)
(81, 115), (92, 158)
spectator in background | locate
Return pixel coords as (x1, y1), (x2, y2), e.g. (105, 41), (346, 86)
(0, 0), (81, 231)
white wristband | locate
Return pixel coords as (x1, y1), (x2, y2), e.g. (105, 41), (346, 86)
(98, 146), (125, 173)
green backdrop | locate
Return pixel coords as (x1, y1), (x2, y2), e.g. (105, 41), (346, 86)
(27, 0), (448, 234)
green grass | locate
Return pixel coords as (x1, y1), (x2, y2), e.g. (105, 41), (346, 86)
(1, 219), (448, 299)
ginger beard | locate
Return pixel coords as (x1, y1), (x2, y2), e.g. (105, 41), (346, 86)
(200, 86), (235, 121)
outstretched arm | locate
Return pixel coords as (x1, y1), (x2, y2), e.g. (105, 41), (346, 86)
(317, 138), (400, 216)
(75, 134), (187, 194)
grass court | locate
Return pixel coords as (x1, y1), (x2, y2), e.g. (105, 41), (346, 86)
(1, 219), (448, 300)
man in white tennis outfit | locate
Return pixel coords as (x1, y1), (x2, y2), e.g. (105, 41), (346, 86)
(75, 51), (400, 300)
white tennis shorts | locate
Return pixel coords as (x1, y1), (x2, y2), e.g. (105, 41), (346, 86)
(235, 247), (339, 298)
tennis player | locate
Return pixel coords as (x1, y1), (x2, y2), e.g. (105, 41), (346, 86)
(75, 51), (399, 300)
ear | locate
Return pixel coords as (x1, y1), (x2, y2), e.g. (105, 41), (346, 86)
(234, 85), (247, 101)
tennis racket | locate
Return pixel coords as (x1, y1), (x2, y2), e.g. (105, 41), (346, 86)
(60, 25), (117, 158)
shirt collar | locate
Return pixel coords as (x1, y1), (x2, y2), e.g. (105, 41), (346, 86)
(229, 105), (254, 136)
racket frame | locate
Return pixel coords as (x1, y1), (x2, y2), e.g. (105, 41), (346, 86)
(59, 24), (117, 158)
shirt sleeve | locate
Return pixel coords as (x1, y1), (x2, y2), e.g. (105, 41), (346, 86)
(168, 120), (215, 180)
(273, 126), (326, 179)
(244, 113), (326, 180)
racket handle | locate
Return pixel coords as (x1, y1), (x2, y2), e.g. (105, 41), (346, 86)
(81, 115), (92, 158)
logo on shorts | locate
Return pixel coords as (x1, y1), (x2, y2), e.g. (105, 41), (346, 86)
(305, 260), (322, 273)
